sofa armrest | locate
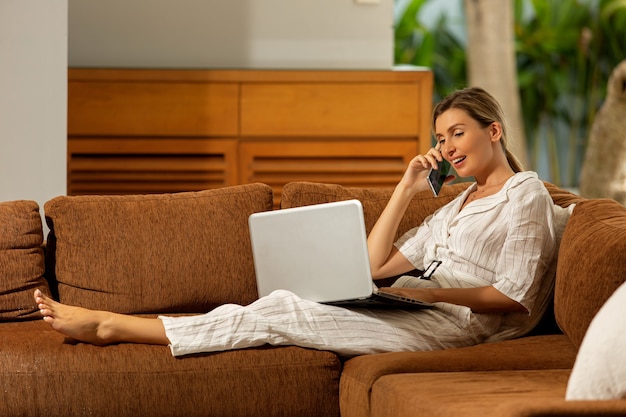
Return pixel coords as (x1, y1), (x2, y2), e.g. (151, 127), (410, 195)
(0, 200), (49, 321)
(554, 198), (626, 347)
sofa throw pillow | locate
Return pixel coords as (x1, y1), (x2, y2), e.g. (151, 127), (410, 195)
(0, 200), (49, 321)
(554, 198), (626, 347)
(566, 281), (626, 400)
(44, 184), (273, 314)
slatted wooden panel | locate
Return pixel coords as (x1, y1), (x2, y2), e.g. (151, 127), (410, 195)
(239, 140), (418, 207)
(68, 138), (238, 195)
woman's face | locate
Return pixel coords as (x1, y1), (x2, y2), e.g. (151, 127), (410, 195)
(434, 108), (500, 179)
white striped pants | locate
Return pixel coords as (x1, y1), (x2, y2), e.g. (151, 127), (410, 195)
(160, 289), (489, 357)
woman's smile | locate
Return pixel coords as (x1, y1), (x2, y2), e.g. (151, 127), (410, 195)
(451, 155), (466, 167)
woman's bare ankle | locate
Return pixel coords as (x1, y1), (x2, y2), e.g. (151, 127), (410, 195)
(35, 289), (169, 347)
(89, 311), (121, 345)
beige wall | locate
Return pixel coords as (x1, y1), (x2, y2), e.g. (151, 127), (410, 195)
(68, 0), (393, 69)
(0, 0), (67, 233)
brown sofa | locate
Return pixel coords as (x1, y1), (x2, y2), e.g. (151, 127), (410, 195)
(0, 181), (624, 417)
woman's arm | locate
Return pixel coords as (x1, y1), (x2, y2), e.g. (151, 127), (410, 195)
(379, 176), (555, 315)
(367, 151), (444, 280)
(367, 187), (419, 280)
(378, 285), (527, 314)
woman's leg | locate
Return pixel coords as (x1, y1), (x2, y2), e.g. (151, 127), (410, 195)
(34, 289), (169, 346)
(37, 288), (485, 356)
(161, 289), (484, 357)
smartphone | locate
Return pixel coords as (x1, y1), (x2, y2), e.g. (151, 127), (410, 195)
(427, 159), (451, 196)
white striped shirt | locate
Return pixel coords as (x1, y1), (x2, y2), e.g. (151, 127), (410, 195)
(395, 171), (559, 339)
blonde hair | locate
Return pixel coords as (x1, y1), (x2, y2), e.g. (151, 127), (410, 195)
(432, 87), (524, 173)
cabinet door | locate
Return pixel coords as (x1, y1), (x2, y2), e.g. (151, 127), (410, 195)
(239, 140), (418, 207)
(68, 138), (238, 195)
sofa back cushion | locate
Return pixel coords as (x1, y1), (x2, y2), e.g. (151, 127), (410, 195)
(44, 184), (273, 314)
(543, 182), (585, 207)
(280, 182), (471, 239)
(0, 200), (49, 321)
(555, 198), (626, 347)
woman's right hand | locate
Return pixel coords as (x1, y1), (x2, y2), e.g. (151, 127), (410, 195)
(398, 148), (448, 193)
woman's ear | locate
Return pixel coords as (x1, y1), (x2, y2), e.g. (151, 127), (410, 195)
(489, 122), (503, 143)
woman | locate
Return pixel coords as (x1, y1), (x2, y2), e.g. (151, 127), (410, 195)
(35, 87), (558, 357)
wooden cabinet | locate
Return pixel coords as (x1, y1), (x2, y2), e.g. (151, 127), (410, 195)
(68, 69), (433, 200)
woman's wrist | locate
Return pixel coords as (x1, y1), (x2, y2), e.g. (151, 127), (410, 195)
(395, 178), (427, 198)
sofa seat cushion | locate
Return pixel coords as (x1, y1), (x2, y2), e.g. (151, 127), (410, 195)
(371, 369), (567, 417)
(370, 369), (626, 417)
(0, 320), (340, 417)
(44, 183), (273, 314)
(0, 200), (49, 321)
(340, 334), (577, 417)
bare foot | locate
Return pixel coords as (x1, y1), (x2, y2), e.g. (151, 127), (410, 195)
(34, 289), (117, 346)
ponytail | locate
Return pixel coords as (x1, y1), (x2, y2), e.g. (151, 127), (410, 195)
(505, 148), (524, 173)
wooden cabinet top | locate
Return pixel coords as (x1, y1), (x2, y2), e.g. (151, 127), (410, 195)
(68, 68), (433, 84)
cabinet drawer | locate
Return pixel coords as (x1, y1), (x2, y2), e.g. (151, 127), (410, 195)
(240, 83), (422, 137)
(68, 81), (239, 137)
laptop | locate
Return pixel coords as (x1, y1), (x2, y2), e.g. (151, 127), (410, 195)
(248, 199), (433, 309)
